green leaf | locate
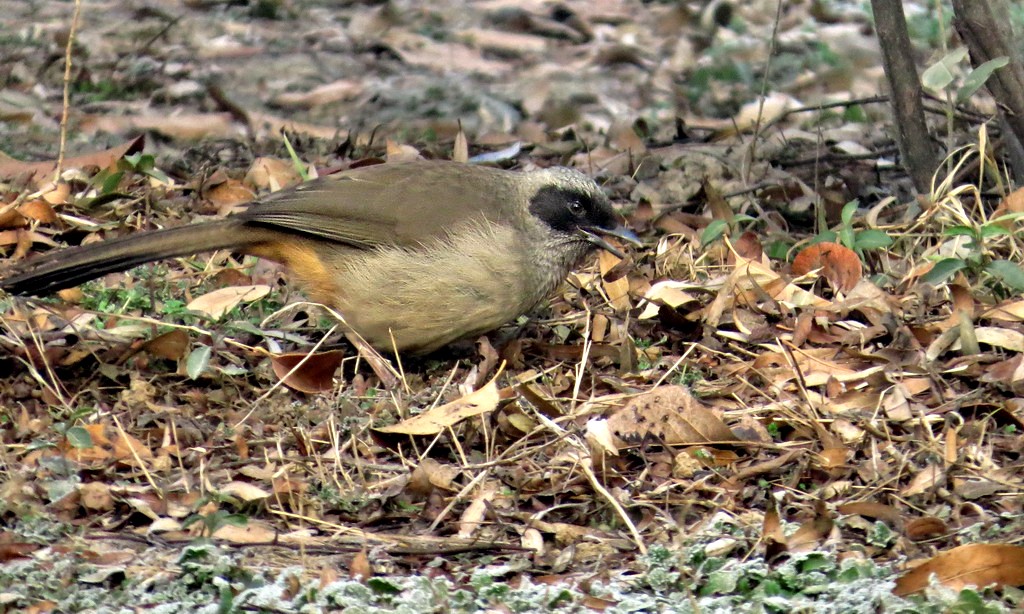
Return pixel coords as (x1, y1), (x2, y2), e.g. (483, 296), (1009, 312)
(842, 105), (866, 123)
(222, 514), (249, 528)
(65, 426), (94, 449)
(839, 226), (856, 250)
(979, 224), (1012, 239)
(700, 219), (729, 246)
(367, 578), (403, 594)
(766, 240), (790, 260)
(841, 200), (859, 226)
(282, 134), (310, 181)
(187, 345), (212, 380)
(957, 56), (1009, 103)
(839, 225), (856, 249)
(100, 170), (125, 195)
(921, 47), (969, 92)
(922, 258), (968, 285)
(987, 260), (1024, 291)
(943, 225), (978, 239)
(810, 231), (837, 245)
(990, 211), (1024, 224)
(854, 229), (893, 250)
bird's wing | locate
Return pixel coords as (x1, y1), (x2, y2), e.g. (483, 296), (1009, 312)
(236, 161), (520, 249)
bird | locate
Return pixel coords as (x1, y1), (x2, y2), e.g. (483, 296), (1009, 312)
(1, 159), (638, 354)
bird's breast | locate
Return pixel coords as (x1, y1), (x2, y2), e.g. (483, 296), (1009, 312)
(319, 220), (570, 353)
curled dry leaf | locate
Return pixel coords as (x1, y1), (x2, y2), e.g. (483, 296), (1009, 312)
(791, 241), (862, 293)
(374, 378), (503, 436)
(894, 543), (1024, 596)
(270, 349), (345, 394)
(244, 157), (304, 192)
(904, 516), (949, 541)
(607, 385), (738, 446)
(409, 458), (461, 494)
(598, 249), (631, 312)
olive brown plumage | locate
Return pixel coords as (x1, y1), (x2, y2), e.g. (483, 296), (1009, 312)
(1, 160), (637, 354)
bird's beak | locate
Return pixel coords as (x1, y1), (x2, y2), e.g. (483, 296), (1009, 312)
(578, 225), (641, 258)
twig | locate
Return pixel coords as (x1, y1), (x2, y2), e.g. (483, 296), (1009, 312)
(56, 0), (83, 179)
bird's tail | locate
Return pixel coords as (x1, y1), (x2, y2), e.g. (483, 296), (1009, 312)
(1, 219), (251, 296)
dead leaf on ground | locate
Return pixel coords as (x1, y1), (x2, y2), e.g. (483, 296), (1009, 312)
(271, 350), (345, 394)
(791, 241), (862, 293)
(187, 285), (272, 319)
(374, 377), (503, 436)
(607, 385), (738, 446)
(212, 520), (276, 544)
(143, 329), (190, 361)
(0, 135), (144, 184)
(894, 543), (1024, 596)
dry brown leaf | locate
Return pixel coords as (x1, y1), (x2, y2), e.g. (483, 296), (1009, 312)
(598, 249), (631, 312)
(375, 378), (502, 436)
(143, 329), (190, 361)
(244, 157), (304, 192)
(205, 178), (256, 212)
(732, 231), (763, 261)
(80, 113), (238, 141)
(837, 501), (903, 525)
(350, 548), (372, 581)
(0, 135), (144, 183)
(607, 385), (738, 446)
(112, 431), (154, 463)
(905, 516), (949, 540)
(18, 200), (58, 223)
(217, 481), (271, 502)
(457, 481), (499, 538)
(187, 285), (271, 319)
(902, 465), (945, 497)
(637, 281), (698, 319)
(271, 79), (363, 108)
(270, 349), (345, 394)
(78, 482), (114, 511)
(212, 520), (276, 544)
(409, 458), (461, 492)
(894, 544), (1024, 596)
(788, 501), (833, 554)
(982, 298), (1024, 322)
(0, 541), (42, 562)
(791, 242), (862, 293)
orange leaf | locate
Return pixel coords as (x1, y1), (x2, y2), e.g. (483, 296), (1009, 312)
(791, 241), (862, 293)
(895, 544), (1024, 596)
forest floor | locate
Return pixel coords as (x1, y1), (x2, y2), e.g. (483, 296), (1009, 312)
(0, 0), (1022, 612)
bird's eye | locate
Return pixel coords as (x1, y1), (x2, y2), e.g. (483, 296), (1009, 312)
(569, 200), (585, 216)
